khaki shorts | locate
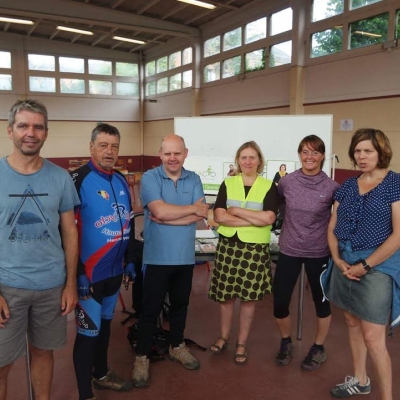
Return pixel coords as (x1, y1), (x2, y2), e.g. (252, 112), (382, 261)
(0, 284), (67, 367)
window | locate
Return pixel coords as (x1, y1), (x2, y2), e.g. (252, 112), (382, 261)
(89, 59), (112, 75)
(25, 53), (138, 97)
(350, 0), (382, 10)
(60, 78), (85, 94)
(116, 82), (138, 96)
(222, 56), (241, 78)
(349, 13), (388, 49)
(169, 73), (182, 91)
(311, 27), (343, 58)
(396, 10), (400, 39)
(182, 47), (193, 65)
(59, 57), (84, 73)
(29, 76), (56, 92)
(204, 36), (220, 57)
(28, 54), (55, 71)
(0, 51), (11, 68)
(146, 81), (156, 96)
(169, 51), (182, 69)
(223, 27), (242, 51)
(183, 70), (192, 88)
(245, 49), (266, 72)
(0, 74), (12, 90)
(204, 62), (220, 82)
(270, 40), (292, 67)
(0, 51), (12, 90)
(157, 57), (168, 73)
(157, 77), (168, 94)
(89, 80), (112, 95)
(270, 8), (293, 35)
(245, 17), (267, 44)
(312, 0), (344, 22)
(144, 48), (193, 95)
(146, 61), (156, 76)
(116, 62), (138, 77)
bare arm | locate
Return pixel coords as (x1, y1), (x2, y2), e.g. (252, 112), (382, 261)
(149, 214), (204, 226)
(213, 207), (252, 227)
(227, 207), (276, 227)
(0, 295), (10, 328)
(148, 197), (208, 221)
(327, 201), (357, 280)
(60, 209), (79, 316)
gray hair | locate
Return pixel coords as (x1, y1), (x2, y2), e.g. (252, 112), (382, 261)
(91, 123), (120, 143)
(8, 99), (48, 129)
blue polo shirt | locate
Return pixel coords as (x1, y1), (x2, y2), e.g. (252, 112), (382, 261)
(141, 165), (205, 265)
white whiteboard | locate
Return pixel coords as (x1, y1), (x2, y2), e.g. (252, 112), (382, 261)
(175, 115), (333, 195)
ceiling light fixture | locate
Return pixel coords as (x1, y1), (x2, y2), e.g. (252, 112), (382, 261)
(0, 16), (34, 25)
(177, 0), (216, 10)
(113, 36), (146, 44)
(353, 30), (382, 38)
(57, 26), (94, 35)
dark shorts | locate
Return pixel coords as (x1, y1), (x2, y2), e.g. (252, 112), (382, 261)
(0, 284), (67, 367)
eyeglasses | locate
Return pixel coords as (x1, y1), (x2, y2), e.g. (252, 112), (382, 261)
(301, 150), (321, 156)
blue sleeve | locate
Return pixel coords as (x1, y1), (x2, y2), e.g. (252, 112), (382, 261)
(140, 170), (162, 208)
(388, 172), (400, 204)
(334, 179), (352, 203)
(192, 173), (205, 203)
(60, 171), (81, 213)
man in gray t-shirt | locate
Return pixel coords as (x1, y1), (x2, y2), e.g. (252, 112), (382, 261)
(0, 99), (80, 400)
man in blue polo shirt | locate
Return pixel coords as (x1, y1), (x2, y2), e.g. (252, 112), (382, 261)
(132, 134), (208, 388)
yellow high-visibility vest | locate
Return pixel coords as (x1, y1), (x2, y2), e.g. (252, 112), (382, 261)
(217, 175), (273, 243)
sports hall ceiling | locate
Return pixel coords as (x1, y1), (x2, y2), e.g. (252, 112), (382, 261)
(0, 0), (260, 54)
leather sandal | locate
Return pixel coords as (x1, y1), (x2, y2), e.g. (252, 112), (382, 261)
(234, 343), (248, 365)
(209, 336), (229, 354)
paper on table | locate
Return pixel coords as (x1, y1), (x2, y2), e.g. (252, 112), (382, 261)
(195, 230), (216, 239)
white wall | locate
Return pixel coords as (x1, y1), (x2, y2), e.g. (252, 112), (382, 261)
(305, 49), (400, 104)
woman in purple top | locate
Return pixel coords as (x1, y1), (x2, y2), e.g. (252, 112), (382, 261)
(273, 135), (339, 371)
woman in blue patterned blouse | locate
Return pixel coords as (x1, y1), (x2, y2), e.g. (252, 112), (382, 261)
(327, 128), (400, 400)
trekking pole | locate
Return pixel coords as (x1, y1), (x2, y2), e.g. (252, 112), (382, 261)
(25, 334), (35, 400)
(296, 264), (305, 340)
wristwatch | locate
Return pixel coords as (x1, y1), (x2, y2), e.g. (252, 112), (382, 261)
(361, 259), (372, 272)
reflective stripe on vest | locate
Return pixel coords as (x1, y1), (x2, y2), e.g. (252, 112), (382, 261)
(217, 175), (273, 244)
(226, 200), (263, 210)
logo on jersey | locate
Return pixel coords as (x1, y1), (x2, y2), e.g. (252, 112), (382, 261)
(119, 190), (125, 196)
(94, 203), (130, 228)
(97, 190), (110, 200)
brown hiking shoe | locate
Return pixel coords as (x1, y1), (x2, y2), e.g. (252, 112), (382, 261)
(169, 343), (200, 370)
(92, 368), (132, 391)
(132, 355), (150, 388)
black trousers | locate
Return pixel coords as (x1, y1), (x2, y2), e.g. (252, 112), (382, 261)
(273, 252), (331, 319)
(135, 264), (194, 356)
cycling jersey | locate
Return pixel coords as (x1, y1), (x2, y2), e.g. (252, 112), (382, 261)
(70, 160), (132, 283)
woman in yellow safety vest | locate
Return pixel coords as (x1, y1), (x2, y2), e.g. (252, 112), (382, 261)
(208, 141), (279, 364)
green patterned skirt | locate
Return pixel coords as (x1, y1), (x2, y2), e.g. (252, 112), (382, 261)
(208, 236), (272, 302)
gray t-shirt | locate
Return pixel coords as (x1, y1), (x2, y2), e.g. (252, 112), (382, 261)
(0, 158), (80, 290)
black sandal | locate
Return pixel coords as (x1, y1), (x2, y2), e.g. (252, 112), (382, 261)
(234, 343), (248, 365)
(209, 337), (229, 354)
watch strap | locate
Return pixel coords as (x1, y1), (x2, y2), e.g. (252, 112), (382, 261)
(361, 259), (372, 272)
